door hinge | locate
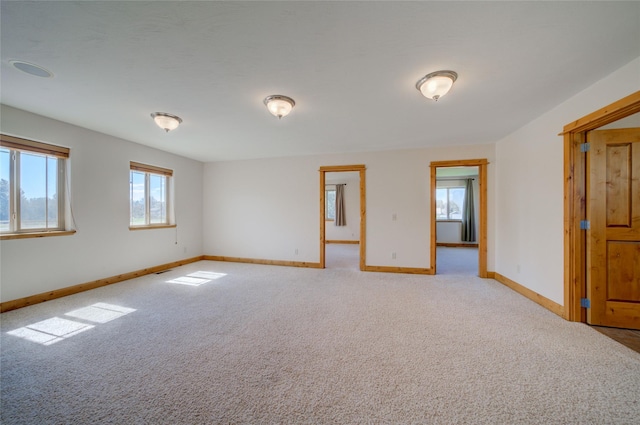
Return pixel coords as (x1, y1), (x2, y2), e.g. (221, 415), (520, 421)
(580, 143), (590, 152)
(580, 220), (590, 230)
(581, 298), (591, 309)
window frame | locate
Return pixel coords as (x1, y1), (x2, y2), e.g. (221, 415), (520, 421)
(325, 186), (336, 221)
(129, 161), (175, 230)
(0, 134), (74, 240)
(435, 185), (466, 221)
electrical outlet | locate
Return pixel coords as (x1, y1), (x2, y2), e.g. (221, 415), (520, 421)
(295, 248), (299, 255)
(183, 247), (187, 254)
(392, 252), (396, 259)
(392, 213), (397, 221)
(517, 264), (521, 273)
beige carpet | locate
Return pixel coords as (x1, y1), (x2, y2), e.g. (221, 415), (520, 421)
(1, 260), (639, 424)
(436, 246), (479, 275)
(325, 243), (360, 270)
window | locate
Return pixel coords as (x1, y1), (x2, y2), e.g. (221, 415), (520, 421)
(436, 186), (465, 220)
(1, 134), (71, 237)
(129, 162), (174, 228)
(325, 187), (336, 220)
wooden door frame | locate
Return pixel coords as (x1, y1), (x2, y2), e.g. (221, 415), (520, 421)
(319, 165), (366, 270)
(562, 91), (640, 322)
(430, 159), (489, 277)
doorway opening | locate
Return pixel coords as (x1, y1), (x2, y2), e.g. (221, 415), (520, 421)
(319, 165), (366, 270)
(434, 166), (479, 275)
(429, 159), (488, 277)
(324, 171), (360, 270)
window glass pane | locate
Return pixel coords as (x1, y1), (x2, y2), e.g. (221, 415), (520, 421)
(326, 189), (336, 220)
(149, 173), (166, 224)
(0, 139), (68, 234)
(47, 157), (59, 228)
(448, 188), (465, 220)
(1, 149), (10, 232)
(20, 152), (47, 229)
(436, 188), (448, 219)
(130, 171), (146, 225)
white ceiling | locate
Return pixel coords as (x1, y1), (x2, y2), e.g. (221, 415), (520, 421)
(1, 1), (639, 163)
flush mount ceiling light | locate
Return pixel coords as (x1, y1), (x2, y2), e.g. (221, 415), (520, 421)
(151, 112), (182, 132)
(263, 95), (295, 119)
(416, 70), (458, 101)
(9, 60), (53, 78)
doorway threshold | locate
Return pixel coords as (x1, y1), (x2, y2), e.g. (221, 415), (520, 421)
(590, 325), (640, 354)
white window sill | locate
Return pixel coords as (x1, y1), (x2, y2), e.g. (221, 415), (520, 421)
(1, 230), (76, 240)
(129, 224), (177, 231)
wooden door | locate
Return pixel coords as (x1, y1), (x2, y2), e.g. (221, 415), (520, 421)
(587, 128), (640, 329)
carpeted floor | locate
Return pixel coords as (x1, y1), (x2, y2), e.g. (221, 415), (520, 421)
(1, 260), (639, 424)
(325, 243), (360, 270)
(436, 246), (479, 275)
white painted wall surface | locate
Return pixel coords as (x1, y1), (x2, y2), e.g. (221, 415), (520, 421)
(437, 222), (463, 244)
(0, 106), (204, 302)
(203, 144), (495, 269)
(494, 56), (640, 305)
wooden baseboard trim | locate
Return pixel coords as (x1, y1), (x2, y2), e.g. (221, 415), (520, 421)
(0, 256), (205, 313)
(325, 240), (360, 244)
(491, 272), (564, 317)
(436, 242), (479, 248)
(363, 265), (434, 275)
(204, 255), (322, 269)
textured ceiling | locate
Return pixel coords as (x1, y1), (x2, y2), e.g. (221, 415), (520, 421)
(1, 1), (639, 162)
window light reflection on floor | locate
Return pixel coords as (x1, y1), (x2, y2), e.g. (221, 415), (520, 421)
(65, 302), (136, 324)
(6, 303), (136, 346)
(7, 317), (94, 346)
(166, 271), (227, 286)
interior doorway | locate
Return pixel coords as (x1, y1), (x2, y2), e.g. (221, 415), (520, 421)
(429, 159), (488, 277)
(434, 166), (479, 275)
(324, 171), (361, 270)
(319, 165), (366, 270)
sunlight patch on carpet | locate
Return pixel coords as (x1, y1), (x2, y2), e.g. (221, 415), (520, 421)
(188, 271), (226, 279)
(7, 303), (136, 345)
(166, 271), (227, 286)
(65, 303), (136, 324)
(7, 317), (94, 345)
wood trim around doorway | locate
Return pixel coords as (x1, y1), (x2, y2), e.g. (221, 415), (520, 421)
(319, 165), (366, 270)
(430, 159), (489, 278)
(562, 90), (640, 322)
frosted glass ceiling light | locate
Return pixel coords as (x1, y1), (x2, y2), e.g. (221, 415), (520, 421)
(416, 70), (458, 101)
(264, 95), (295, 119)
(151, 112), (182, 132)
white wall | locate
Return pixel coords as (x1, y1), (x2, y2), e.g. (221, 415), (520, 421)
(494, 56), (640, 305)
(203, 143), (495, 269)
(436, 222), (461, 243)
(0, 105), (204, 302)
